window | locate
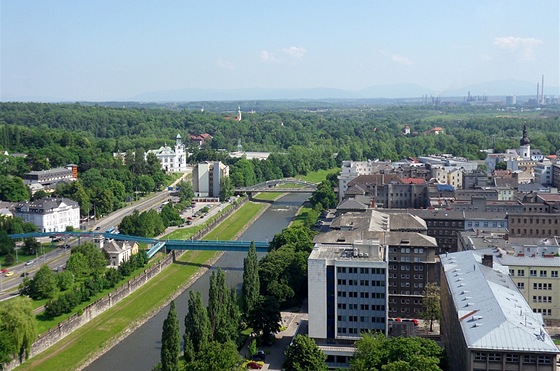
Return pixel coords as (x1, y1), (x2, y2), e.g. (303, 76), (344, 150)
(540, 270), (547, 277)
(517, 282), (525, 289)
(487, 353), (501, 362)
(530, 270), (537, 277)
(509, 269), (515, 276)
(506, 354), (519, 363)
(474, 353), (487, 361)
(517, 269), (525, 277)
(552, 271), (558, 278)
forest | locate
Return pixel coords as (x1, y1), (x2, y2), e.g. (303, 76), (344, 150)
(1, 102), (559, 211)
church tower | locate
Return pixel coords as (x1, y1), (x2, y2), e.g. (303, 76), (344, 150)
(519, 124), (531, 159)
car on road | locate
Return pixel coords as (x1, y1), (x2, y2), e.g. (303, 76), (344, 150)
(95, 226), (101, 230)
(20, 272), (29, 277)
(25, 260), (34, 266)
(5, 271), (14, 277)
(1, 268), (7, 273)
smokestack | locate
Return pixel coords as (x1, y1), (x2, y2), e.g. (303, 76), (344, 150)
(541, 75), (545, 104)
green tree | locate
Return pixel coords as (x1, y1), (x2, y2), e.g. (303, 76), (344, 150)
(247, 295), (282, 341)
(310, 180), (337, 210)
(206, 269), (240, 345)
(161, 301), (180, 371)
(189, 340), (243, 371)
(160, 203), (182, 227)
(22, 237), (40, 255)
(242, 242), (260, 315)
(247, 339), (257, 359)
(177, 180), (194, 203)
(421, 283), (440, 332)
(219, 176), (234, 202)
(0, 175), (29, 202)
(351, 332), (444, 371)
(28, 265), (59, 300)
(0, 297), (38, 362)
(184, 291), (210, 362)
(283, 334), (327, 371)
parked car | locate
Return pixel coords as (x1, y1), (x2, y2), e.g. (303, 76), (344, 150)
(247, 361), (263, 369)
(186, 221), (192, 225)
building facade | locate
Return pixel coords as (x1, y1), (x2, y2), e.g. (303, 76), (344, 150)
(192, 161), (229, 198)
(13, 197), (80, 232)
(146, 134), (187, 172)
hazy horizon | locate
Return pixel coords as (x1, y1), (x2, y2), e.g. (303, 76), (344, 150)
(2, 0), (558, 102)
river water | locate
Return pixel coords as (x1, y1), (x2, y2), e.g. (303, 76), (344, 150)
(85, 193), (310, 371)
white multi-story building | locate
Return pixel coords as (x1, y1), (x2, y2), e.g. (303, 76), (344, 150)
(146, 134), (187, 172)
(192, 161), (229, 198)
(13, 197), (80, 232)
(338, 160), (394, 201)
(534, 160), (553, 186)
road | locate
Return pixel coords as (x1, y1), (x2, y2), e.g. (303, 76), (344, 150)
(0, 171), (191, 301)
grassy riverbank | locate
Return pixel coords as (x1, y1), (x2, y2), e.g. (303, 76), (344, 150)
(16, 199), (270, 371)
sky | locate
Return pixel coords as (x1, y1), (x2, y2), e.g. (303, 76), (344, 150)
(1, 0), (558, 102)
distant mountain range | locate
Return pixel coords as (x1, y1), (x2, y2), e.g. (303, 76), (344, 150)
(131, 79), (559, 102)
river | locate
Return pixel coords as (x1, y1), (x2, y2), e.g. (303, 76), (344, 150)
(85, 193), (310, 371)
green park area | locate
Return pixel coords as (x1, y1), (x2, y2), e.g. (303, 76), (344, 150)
(15, 197), (271, 371)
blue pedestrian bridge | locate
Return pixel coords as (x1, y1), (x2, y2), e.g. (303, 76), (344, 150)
(8, 231), (270, 259)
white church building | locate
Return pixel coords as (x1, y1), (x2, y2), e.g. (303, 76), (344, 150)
(146, 134), (188, 172)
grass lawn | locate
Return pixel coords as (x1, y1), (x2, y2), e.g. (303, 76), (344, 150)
(251, 192), (283, 201)
(290, 204), (316, 228)
(296, 168), (339, 183)
(204, 202), (266, 240)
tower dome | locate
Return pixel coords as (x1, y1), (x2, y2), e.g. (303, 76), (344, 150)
(520, 124), (530, 146)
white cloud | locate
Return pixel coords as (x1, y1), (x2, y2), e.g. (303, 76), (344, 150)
(493, 36), (544, 60)
(260, 46), (306, 64)
(260, 50), (278, 63)
(281, 46), (306, 59)
(391, 54), (413, 65)
(217, 58), (235, 70)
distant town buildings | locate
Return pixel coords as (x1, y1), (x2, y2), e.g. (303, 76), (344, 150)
(13, 197), (80, 232)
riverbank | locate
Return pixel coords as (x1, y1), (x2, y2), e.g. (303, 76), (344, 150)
(14, 199), (272, 371)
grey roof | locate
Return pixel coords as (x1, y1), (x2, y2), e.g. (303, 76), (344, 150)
(498, 254), (560, 267)
(330, 209), (427, 232)
(441, 250), (559, 354)
(314, 229), (437, 248)
(337, 198), (368, 211)
(14, 197), (79, 212)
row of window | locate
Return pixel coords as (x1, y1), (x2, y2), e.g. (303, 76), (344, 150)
(336, 267), (386, 274)
(390, 290), (422, 296)
(513, 269), (559, 278)
(337, 279), (386, 287)
(427, 221), (464, 227)
(474, 352), (552, 364)
(338, 303), (385, 311)
(338, 316), (386, 323)
(514, 217), (559, 225)
(337, 291), (386, 298)
(388, 265), (425, 271)
(532, 296), (553, 303)
(511, 228), (558, 236)
(533, 308), (552, 316)
(466, 221), (505, 228)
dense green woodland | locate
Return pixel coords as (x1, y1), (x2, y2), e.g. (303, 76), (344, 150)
(1, 102), (559, 208)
